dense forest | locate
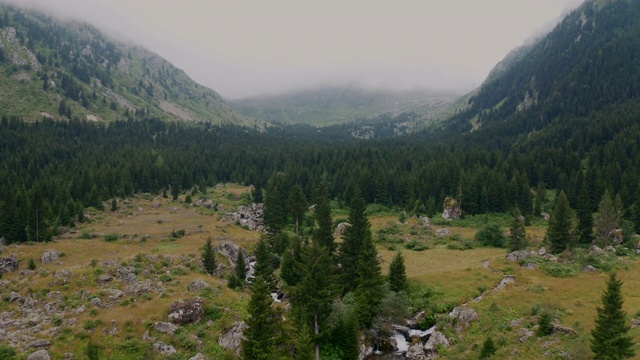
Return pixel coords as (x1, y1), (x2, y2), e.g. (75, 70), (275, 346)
(1, 103), (639, 244)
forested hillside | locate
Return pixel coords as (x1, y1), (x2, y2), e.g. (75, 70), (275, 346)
(0, 5), (247, 124)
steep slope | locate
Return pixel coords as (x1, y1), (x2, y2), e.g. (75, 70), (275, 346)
(446, 0), (640, 136)
(232, 85), (457, 127)
(0, 5), (248, 124)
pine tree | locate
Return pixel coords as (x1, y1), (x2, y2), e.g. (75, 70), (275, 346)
(576, 181), (595, 245)
(594, 191), (622, 246)
(264, 182), (286, 235)
(288, 184), (307, 235)
(534, 182), (546, 216)
(253, 236), (274, 284)
(235, 249), (247, 284)
(479, 336), (497, 359)
(547, 191), (574, 254)
(242, 276), (282, 360)
(590, 273), (635, 359)
(340, 189), (371, 293)
(281, 237), (303, 287)
(110, 198), (118, 212)
(388, 252), (408, 293)
(537, 312), (553, 336)
(201, 238), (216, 275)
(252, 184), (263, 204)
(355, 234), (384, 328)
(508, 207), (527, 252)
(312, 183), (335, 253)
(337, 316), (359, 360)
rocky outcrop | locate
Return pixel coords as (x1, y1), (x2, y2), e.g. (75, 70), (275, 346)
(155, 321), (178, 335)
(168, 298), (204, 325)
(0, 255), (19, 273)
(124, 280), (153, 296)
(218, 321), (246, 356)
(41, 250), (61, 265)
(224, 203), (264, 231)
(449, 306), (478, 329)
(27, 350), (51, 360)
(189, 353), (210, 360)
(194, 198), (216, 209)
(333, 222), (351, 237)
(507, 250), (535, 262)
(420, 217), (431, 229)
(216, 242), (249, 269)
(441, 196), (461, 220)
(187, 279), (211, 292)
(153, 341), (176, 355)
(435, 228), (451, 237)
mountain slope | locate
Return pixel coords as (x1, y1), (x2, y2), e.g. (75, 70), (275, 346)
(446, 0), (640, 136)
(0, 5), (248, 124)
(232, 85), (457, 127)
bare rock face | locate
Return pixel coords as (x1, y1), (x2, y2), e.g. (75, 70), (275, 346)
(441, 196), (461, 220)
(41, 250), (61, 265)
(0, 255), (19, 273)
(218, 321), (247, 356)
(333, 222), (352, 237)
(168, 298), (204, 325)
(224, 203), (264, 231)
(187, 279), (211, 292)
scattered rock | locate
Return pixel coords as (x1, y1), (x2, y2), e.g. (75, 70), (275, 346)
(482, 260), (490, 269)
(188, 280), (211, 292)
(19, 270), (35, 276)
(551, 323), (578, 336)
(442, 196), (461, 220)
(582, 265), (598, 273)
(589, 245), (604, 254)
(155, 321), (178, 335)
(333, 222), (351, 237)
(96, 274), (113, 284)
(424, 330), (450, 350)
(508, 318), (524, 328)
(104, 289), (125, 301)
(27, 349), (51, 360)
(41, 250), (61, 265)
(194, 198), (216, 209)
(124, 280), (152, 296)
(218, 321), (247, 356)
(406, 343), (425, 358)
(420, 216), (431, 229)
(449, 306), (478, 329)
(518, 328), (534, 342)
(27, 339), (50, 349)
(493, 275), (515, 291)
(538, 247), (547, 256)
(168, 298), (204, 325)
(0, 255), (19, 273)
(507, 250), (535, 262)
(189, 353), (210, 360)
(224, 203), (264, 231)
(142, 330), (156, 343)
(153, 341), (176, 355)
(521, 263), (537, 270)
(435, 228), (451, 237)
(9, 292), (22, 303)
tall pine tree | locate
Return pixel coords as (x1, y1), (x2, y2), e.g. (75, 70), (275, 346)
(590, 273), (635, 359)
(388, 252), (408, 293)
(576, 180), (595, 245)
(201, 238), (217, 275)
(340, 189), (371, 293)
(242, 275), (283, 360)
(508, 207), (527, 252)
(288, 184), (307, 235)
(312, 183), (335, 254)
(354, 234), (384, 328)
(547, 191), (574, 254)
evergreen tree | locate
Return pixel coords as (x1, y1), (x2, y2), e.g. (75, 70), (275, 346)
(252, 184), (263, 203)
(547, 191), (574, 254)
(590, 273), (635, 359)
(388, 252), (408, 293)
(281, 237), (303, 287)
(288, 184), (307, 235)
(242, 276), (282, 360)
(312, 183), (335, 253)
(291, 241), (335, 359)
(576, 181), (595, 244)
(235, 249), (247, 284)
(110, 198), (118, 212)
(336, 316), (359, 360)
(264, 183), (286, 235)
(354, 234), (384, 328)
(201, 238), (216, 275)
(340, 189), (371, 293)
(508, 207), (527, 251)
(253, 236), (274, 284)
(537, 312), (553, 336)
(594, 191), (622, 246)
(295, 323), (315, 360)
(479, 337), (497, 359)
(534, 182), (546, 216)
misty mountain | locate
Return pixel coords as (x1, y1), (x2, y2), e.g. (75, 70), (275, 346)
(231, 85), (457, 127)
(0, 5), (248, 124)
(445, 0), (640, 137)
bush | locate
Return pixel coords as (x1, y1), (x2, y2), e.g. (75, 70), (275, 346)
(28, 258), (37, 270)
(104, 233), (119, 242)
(475, 223), (506, 247)
(0, 345), (16, 360)
(537, 312), (553, 336)
(541, 262), (577, 278)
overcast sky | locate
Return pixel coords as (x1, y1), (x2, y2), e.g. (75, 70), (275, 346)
(3, 0), (585, 99)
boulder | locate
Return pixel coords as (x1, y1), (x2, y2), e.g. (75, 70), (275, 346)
(27, 339), (50, 349)
(0, 255), (19, 273)
(441, 196), (461, 220)
(224, 203), (264, 231)
(551, 323), (578, 336)
(333, 222), (351, 237)
(168, 298), (204, 325)
(449, 306), (478, 328)
(493, 275), (515, 291)
(152, 341), (176, 355)
(405, 343), (425, 359)
(610, 229), (624, 244)
(582, 265), (598, 273)
(424, 330), (450, 350)
(605, 245), (616, 252)
(538, 247), (547, 256)
(9, 292), (22, 303)
(41, 250), (61, 265)
(218, 321), (247, 356)
(435, 228), (451, 237)
(27, 350), (51, 360)
(420, 217), (431, 229)
(96, 274), (113, 284)
(104, 289), (125, 301)
(589, 245), (604, 254)
(124, 280), (153, 296)
(518, 328), (534, 342)
(189, 354), (210, 360)
(188, 279), (211, 292)
(507, 250), (534, 262)
(155, 321), (178, 335)
(194, 198), (216, 209)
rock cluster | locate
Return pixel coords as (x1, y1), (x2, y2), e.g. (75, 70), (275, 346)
(218, 321), (247, 356)
(0, 255), (19, 273)
(41, 250), (61, 265)
(168, 298), (204, 325)
(224, 203), (264, 231)
(441, 196), (461, 220)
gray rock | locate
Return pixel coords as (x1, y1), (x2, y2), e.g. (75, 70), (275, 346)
(518, 328), (534, 342)
(218, 321), (247, 355)
(27, 339), (50, 349)
(155, 321), (178, 334)
(216, 242), (249, 269)
(104, 289), (125, 301)
(482, 260), (490, 269)
(224, 203), (264, 231)
(406, 343), (425, 359)
(19, 270), (36, 276)
(449, 306), (478, 328)
(493, 275), (515, 291)
(142, 330), (156, 343)
(442, 196), (461, 220)
(583, 265), (598, 273)
(125, 280), (152, 296)
(152, 341), (176, 355)
(168, 298), (204, 325)
(333, 222), (351, 237)
(64, 353), (74, 360)
(605, 245), (616, 253)
(425, 331), (450, 350)
(90, 297), (103, 307)
(27, 349), (51, 360)
(589, 245), (604, 254)
(9, 292), (22, 303)
(538, 247), (547, 256)
(41, 250), (61, 265)
(435, 228), (451, 237)
(507, 250), (535, 262)
(420, 216), (431, 229)
(189, 353), (210, 360)
(0, 255), (19, 273)
(188, 279), (211, 292)
(551, 323), (578, 336)
(96, 274), (113, 284)
(508, 318), (524, 328)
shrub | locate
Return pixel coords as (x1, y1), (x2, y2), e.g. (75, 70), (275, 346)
(475, 223), (506, 247)
(104, 234), (119, 242)
(28, 258), (37, 270)
(0, 345), (16, 359)
(537, 312), (553, 336)
(541, 262), (577, 278)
